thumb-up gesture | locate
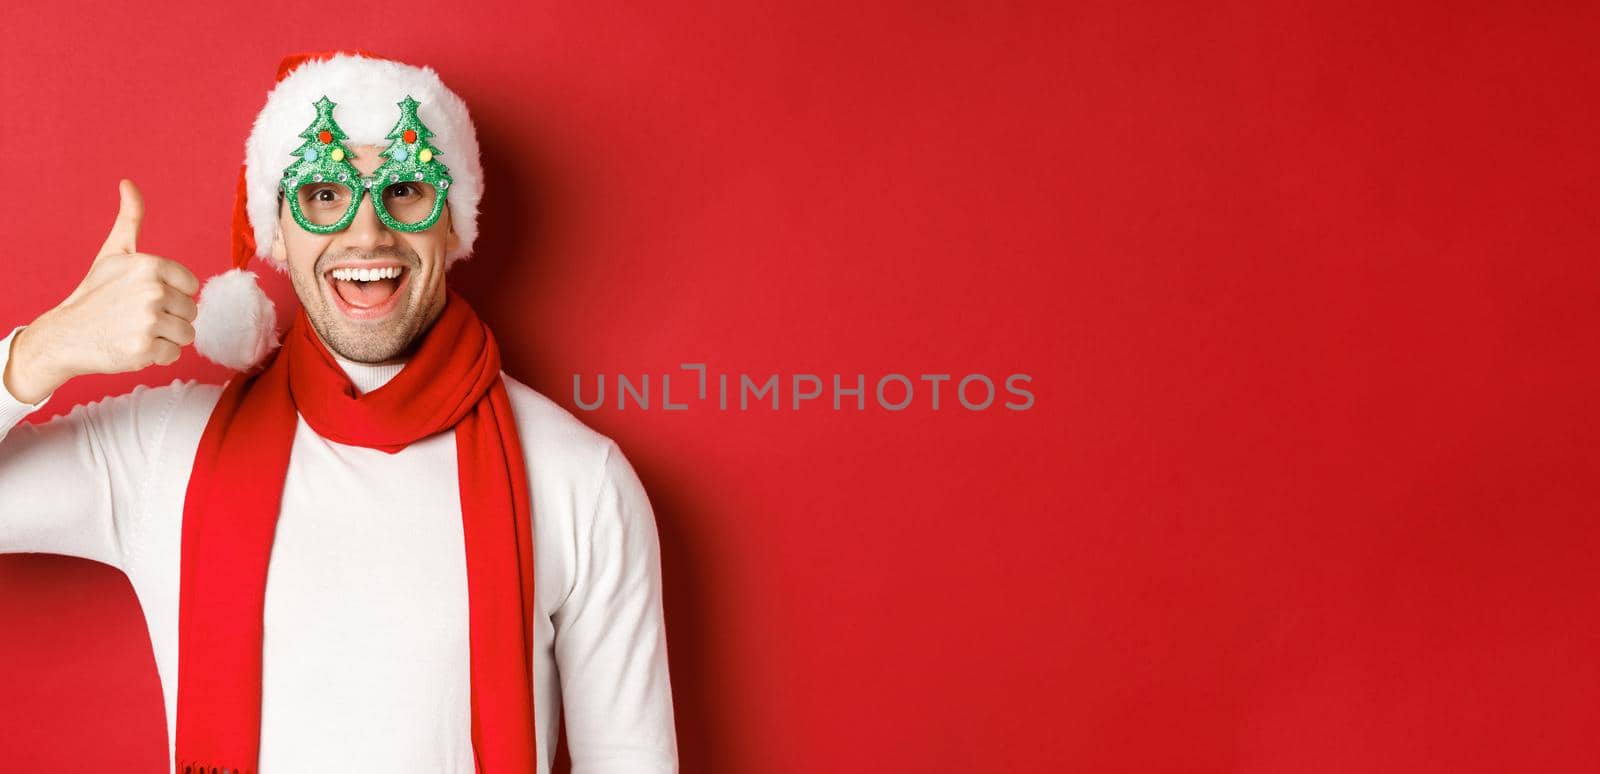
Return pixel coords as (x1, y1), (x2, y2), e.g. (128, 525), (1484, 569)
(4, 180), (202, 404)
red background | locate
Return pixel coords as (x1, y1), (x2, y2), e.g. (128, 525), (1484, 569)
(3, 1), (1598, 771)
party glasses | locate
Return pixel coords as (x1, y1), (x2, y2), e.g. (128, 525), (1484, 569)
(279, 95), (454, 234)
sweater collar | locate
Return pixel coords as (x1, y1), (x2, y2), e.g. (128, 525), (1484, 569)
(331, 353), (408, 395)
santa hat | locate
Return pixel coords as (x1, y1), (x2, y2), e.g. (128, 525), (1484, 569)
(192, 50), (485, 371)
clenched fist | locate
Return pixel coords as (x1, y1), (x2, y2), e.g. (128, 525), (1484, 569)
(3, 180), (201, 404)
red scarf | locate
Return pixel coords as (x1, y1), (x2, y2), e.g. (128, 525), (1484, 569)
(174, 288), (538, 774)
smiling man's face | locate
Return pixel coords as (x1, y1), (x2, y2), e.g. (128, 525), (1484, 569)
(272, 143), (459, 365)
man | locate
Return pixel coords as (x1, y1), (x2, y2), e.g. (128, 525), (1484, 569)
(0, 52), (678, 773)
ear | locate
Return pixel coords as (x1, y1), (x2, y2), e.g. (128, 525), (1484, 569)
(271, 197), (291, 263)
(446, 219), (460, 254)
(269, 226), (287, 263)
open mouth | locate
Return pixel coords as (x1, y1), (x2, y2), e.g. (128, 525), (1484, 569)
(324, 264), (411, 320)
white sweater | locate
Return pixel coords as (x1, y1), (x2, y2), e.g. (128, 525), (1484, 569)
(0, 325), (678, 773)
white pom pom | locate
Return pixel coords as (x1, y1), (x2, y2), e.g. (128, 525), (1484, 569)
(193, 268), (280, 371)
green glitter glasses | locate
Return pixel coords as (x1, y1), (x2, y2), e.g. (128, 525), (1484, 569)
(279, 95), (454, 234)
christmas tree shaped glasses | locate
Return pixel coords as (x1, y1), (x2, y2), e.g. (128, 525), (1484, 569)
(279, 95), (454, 234)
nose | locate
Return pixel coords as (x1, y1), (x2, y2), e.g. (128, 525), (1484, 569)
(342, 184), (398, 249)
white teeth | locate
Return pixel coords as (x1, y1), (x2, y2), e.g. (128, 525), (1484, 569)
(331, 266), (403, 282)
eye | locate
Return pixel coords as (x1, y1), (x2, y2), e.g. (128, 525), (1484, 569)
(305, 184), (345, 204)
(386, 183), (420, 200)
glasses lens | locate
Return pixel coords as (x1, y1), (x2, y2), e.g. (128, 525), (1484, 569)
(380, 180), (440, 226)
(294, 182), (357, 227)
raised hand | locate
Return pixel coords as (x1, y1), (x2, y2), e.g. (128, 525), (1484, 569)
(3, 180), (202, 404)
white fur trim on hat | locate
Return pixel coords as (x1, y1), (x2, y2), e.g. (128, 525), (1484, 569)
(193, 268), (281, 370)
(243, 53), (484, 269)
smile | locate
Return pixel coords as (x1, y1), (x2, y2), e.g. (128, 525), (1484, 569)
(324, 262), (412, 320)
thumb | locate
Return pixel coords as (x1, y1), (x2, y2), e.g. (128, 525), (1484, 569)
(97, 179), (144, 257)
